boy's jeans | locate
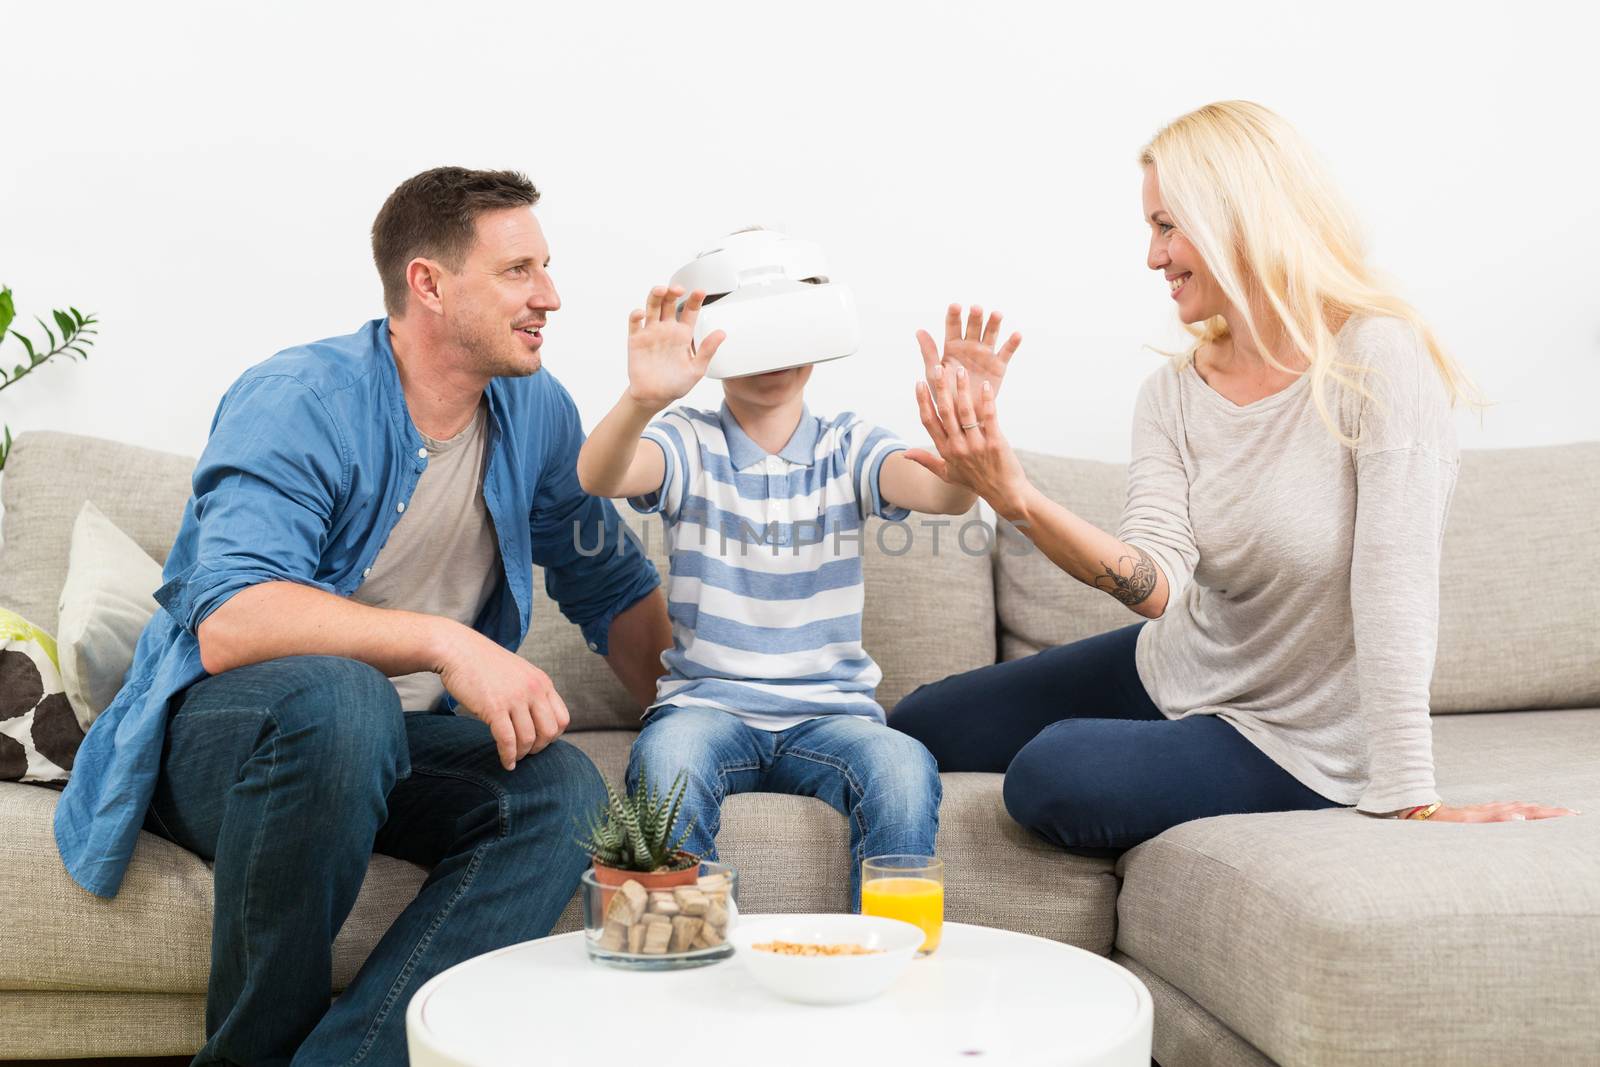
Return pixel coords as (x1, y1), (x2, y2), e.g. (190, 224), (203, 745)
(145, 655), (605, 1067)
(626, 705), (942, 907)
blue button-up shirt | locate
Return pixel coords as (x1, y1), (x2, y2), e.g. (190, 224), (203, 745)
(54, 319), (659, 898)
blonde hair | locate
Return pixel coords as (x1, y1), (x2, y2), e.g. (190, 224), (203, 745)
(1139, 101), (1480, 444)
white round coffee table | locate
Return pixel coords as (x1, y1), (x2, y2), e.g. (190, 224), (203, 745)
(407, 918), (1152, 1066)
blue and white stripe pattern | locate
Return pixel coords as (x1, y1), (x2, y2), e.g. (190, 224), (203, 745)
(629, 403), (909, 729)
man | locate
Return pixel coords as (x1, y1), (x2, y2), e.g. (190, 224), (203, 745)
(54, 167), (670, 1065)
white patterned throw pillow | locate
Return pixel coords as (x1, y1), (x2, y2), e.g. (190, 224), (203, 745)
(0, 609), (84, 783)
(56, 500), (164, 730)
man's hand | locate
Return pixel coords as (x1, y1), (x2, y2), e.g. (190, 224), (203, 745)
(916, 304), (1021, 401)
(435, 624), (571, 770)
(625, 285), (725, 411)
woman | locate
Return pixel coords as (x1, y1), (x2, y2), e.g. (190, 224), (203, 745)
(892, 101), (1575, 852)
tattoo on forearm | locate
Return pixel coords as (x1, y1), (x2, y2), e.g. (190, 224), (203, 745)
(1093, 547), (1157, 606)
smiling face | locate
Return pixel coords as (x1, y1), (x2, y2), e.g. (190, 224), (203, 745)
(1143, 165), (1228, 325)
(435, 205), (561, 378)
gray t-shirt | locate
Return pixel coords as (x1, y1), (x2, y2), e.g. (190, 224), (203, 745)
(352, 401), (500, 710)
(1118, 316), (1460, 813)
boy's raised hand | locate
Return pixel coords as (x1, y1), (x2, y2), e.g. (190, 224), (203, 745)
(916, 304), (1021, 402)
(626, 285), (726, 411)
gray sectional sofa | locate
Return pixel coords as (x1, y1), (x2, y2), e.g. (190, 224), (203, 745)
(2, 430), (1596, 1065)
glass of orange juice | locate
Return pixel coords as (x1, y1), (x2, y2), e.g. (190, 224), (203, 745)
(860, 855), (944, 956)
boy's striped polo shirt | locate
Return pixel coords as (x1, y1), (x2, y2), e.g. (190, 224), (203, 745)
(629, 403), (909, 729)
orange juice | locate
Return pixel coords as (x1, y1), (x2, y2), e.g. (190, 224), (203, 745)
(861, 876), (944, 953)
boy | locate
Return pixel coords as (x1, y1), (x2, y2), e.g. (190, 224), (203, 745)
(577, 230), (1019, 905)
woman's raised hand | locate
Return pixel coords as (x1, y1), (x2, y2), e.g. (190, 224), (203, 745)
(625, 285), (726, 411)
(906, 358), (1033, 521)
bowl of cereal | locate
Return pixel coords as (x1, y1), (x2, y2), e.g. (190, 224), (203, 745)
(729, 914), (924, 1005)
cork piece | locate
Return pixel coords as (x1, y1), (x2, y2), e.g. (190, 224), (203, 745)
(627, 922), (646, 954)
(598, 919), (628, 952)
(605, 880), (649, 926)
(669, 915), (703, 953)
(642, 920), (673, 954)
(673, 887), (710, 916)
(696, 872), (731, 895)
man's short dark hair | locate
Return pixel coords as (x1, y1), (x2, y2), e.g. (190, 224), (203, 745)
(371, 167), (540, 316)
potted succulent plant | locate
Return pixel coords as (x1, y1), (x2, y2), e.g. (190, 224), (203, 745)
(576, 763), (701, 893)
(576, 765), (736, 960)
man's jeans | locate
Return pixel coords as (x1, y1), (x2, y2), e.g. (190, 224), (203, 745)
(626, 706), (941, 907)
(145, 655), (605, 1066)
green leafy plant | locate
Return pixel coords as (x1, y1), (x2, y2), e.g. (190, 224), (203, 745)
(0, 286), (100, 470)
(575, 763), (699, 873)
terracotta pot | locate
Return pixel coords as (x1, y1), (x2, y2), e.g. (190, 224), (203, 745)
(591, 852), (701, 916)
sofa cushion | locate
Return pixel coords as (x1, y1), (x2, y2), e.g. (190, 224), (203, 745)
(1110, 952), (1275, 1067)
(532, 507), (998, 732)
(522, 517), (666, 732)
(0, 777), (428, 995)
(1428, 442), (1600, 712)
(0, 432), (195, 636)
(995, 451), (1137, 661)
(1115, 707), (1600, 1067)
(998, 443), (1600, 714)
(0, 991), (206, 1060)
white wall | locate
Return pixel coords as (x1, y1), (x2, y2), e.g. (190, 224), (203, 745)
(4, 0), (1596, 468)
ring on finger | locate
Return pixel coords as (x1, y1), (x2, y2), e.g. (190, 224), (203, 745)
(960, 421), (980, 430)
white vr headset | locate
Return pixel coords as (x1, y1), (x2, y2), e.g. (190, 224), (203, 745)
(670, 229), (859, 380)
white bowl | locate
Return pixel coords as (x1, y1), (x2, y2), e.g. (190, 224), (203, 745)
(730, 914), (924, 1005)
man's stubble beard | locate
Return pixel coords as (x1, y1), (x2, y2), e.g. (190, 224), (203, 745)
(451, 311), (541, 379)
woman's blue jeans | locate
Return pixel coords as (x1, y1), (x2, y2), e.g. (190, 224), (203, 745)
(626, 706), (941, 908)
(145, 655), (606, 1067)
(890, 624), (1341, 855)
